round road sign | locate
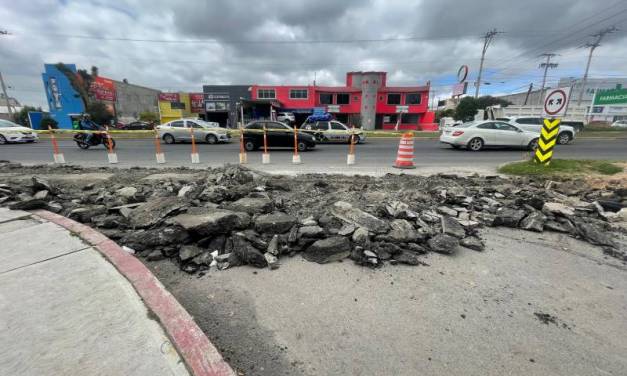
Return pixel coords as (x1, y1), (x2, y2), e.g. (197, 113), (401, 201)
(543, 89), (567, 116)
(457, 65), (469, 83)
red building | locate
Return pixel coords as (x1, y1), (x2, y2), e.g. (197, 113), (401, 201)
(250, 71), (436, 130)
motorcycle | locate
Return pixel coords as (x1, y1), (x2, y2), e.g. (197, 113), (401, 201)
(74, 131), (116, 150)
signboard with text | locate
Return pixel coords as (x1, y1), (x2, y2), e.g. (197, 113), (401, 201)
(190, 93), (204, 113)
(593, 88), (627, 106)
(89, 76), (116, 102)
(159, 92), (180, 102)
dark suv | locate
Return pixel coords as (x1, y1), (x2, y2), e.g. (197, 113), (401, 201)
(242, 121), (316, 151)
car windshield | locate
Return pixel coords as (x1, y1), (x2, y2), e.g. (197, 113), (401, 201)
(0, 119), (19, 128)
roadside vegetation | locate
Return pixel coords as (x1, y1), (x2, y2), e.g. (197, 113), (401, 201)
(499, 159), (623, 176)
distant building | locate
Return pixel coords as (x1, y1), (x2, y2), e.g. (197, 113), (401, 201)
(0, 93), (23, 121)
(41, 63), (161, 128)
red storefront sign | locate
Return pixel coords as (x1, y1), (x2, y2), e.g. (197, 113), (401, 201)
(90, 76), (116, 101)
(190, 93), (204, 113)
(159, 92), (180, 102)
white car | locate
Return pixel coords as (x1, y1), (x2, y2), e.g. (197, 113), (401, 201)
(300, 120), (366, 143)
(499, 116), (576, 145)
(611, 120), (627, 128)
(157, 118), (230, 144)
(277, 112), (295, 124)
(440, 120), (539, 151)
(0, 119), (39, 144)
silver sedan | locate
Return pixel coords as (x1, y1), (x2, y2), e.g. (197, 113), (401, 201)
(157, 118), (231, 144)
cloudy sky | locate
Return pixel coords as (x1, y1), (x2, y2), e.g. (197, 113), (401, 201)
(2, 0), (627, 109)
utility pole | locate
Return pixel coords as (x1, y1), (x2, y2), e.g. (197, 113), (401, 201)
(474, 29), (501, 98)
(577, 26), (617, 106)
(523, 83), (533, 105)
(537, 53), (558, 106)
(0, 29), (12, 116)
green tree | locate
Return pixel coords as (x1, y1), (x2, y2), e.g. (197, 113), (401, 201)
(454, 96), (511, 121)
(86, 102), (114, 125)
(139, 111), (158, 122)
(12, 105), (42, 127)
(41, 117), (58, 130)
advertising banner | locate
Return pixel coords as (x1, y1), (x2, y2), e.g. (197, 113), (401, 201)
(159, 92), (180, 102)
(89, 77), (116, 101)
(593, 88), (627, 106)
(190, 93), (204, 113)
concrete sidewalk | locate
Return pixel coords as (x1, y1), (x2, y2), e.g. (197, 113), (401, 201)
(0, 208), (231, 376)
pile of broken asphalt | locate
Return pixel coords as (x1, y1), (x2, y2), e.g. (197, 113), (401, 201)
(1, 161), (626, 274)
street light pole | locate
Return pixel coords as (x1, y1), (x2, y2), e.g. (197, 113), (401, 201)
(577, 26), (616, 106)
(474, 29), (501, 98)
(0, 30), (12, 116)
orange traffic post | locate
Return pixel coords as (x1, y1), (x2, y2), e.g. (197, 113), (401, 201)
(105, 126), (118, 164)
(154, 126), (166, 164)
(239, 130), (247, 164)
(262, 125), (270, 164)
(292, 125), (301, 164)
(190, 127), (199, 164)
(347, 125), (356, 165)
(48, 125), (65, 164)
(393, 132), (416, 169)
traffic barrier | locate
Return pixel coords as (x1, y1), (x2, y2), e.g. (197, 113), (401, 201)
(189, 127), (199, 164)
(153, 128), (166, 164)
(347, 125), (356, 165)
(534, 119), (560, 165)
(292, 126), (301, 164)
(239, 126), (247, 164)
(393, 132), (416, 169)
(48, 125), (65, 164)
(262, 125), (270, 164)
(105, 126), (118, 164)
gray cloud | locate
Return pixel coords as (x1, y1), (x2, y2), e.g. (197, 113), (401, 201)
(1, 0), (626, 108)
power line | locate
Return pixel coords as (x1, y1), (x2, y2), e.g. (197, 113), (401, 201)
(577, 26), (618, 105)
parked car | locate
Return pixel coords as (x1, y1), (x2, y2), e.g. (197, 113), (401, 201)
(157, 118), (230, 144)
(300, 120), (365, 143)
(0, 119), (38, 144)
(560, 120), (585, 132)
(277, 112), (295, 124)
(124, 121), (154, 130)
(440, 120), (539, 151)
(242, 120), (316, 151)
(611, 120), (627, 128)
(498, 116), (576, 144)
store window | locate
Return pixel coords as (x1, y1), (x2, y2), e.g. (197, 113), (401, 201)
(401, 114), (420, 124)
(170, 102), (185, 110)
(289, 89), (308, 99)
(387, 94), (401, 105)
(406, 93), (421, 105)
(319, 93), (333, 105)
(336, 93), (350, 105)
(258, 89), (276, 99)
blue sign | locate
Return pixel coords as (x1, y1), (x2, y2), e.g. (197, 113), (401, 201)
(41, 64), (85, 129)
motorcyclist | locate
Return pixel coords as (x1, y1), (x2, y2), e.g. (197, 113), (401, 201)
(79, 114), (102, 144)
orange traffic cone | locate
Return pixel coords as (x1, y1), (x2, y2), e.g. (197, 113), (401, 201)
(393, 132), (416, 169)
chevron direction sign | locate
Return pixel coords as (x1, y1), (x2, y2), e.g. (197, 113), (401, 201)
(534, 119), (560, 164)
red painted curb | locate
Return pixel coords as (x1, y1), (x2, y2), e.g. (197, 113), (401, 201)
(32, 210), (235, 376)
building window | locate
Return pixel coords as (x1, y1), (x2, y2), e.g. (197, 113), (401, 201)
(387, 94), (401, 105)
(170, 102), (185, 110)
(406, 93), (421, 105)
(336, 93), (350, 105)
(319, 93), (333, 105)
(353, 96), (359, 101)
(289, 89), (308, 99)
(258, 89), (276, 99)
(401, 114), (420, 124)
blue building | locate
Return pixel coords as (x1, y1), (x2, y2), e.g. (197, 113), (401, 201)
(41, 64), (85, 129)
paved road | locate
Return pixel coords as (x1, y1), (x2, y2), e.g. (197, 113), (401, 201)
(1, 138), (625, 175)
(148, 227), (627, 376)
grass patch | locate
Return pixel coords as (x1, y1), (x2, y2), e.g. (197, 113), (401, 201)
(498, 159), (623, 176)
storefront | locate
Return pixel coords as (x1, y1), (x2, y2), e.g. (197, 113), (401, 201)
(203, 85), (251, 128)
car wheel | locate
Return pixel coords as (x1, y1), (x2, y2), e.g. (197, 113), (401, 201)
(244, 140), (257, 151)
(163, 134), (175, 144)
(528, 138), (539, 151)
(206, 134), (217, 144)
(467, 137), (484, 151)
(557, 132), (571, 145)
(0, 135), (7, 144)
(297, 141), (307, 152)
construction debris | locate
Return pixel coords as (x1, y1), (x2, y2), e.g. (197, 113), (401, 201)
(0, 162), (626, 274)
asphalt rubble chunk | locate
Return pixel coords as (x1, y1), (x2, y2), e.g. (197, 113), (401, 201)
(1, 162), (626, 275)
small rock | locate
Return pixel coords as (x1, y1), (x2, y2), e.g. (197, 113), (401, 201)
(122, 246), (135, 254)
(393, 251), (423, 265)
(264, 253), (280, 269)
(437, 206), (458, 217)
(388, 219), (419, 242)
(519, 211), (546, 232)
(352, 227), (370, 245)
(116, 186), (138, 199)
(298, 225), (325, 238)
(254, 212), (297, 234)
(9, 198), (47, 210)
(337, 224), (356, 236)
(303, 236), (351, 264)
(33, 190), (49, 200)
(441, 216), (466, 239)
(267, 235), (280, 256)
(428, 234), (459, 254)
(331, 201), (389, 234)
(146, 250), (165, 261)
(179, 245), (203, 261)
(460, 236), (484, 251)
(493, 208), (527, 228)
(224, 197), (273, 215)
(542, 202), (575, 217)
